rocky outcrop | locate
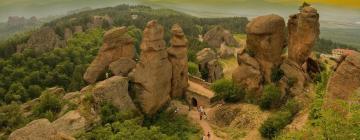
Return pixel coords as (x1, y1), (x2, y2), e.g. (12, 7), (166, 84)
(167, 24), (189, 98)
(109, 58), (136, 77)
(64, 28), (73, 41)
(288, 6), (320, 65)
(51, 110), (87, 137)
(74, 26), (83, 34)
(326, 52), (360, 101)
(219, 43), (235, 58)
(232, 49), (263, 92)
(246, 14), (286, 82)
(92, 76), (138, 112)
(8, 119), (75, 140)
(196, 48), (223, 83)
(83, 27), (135, 83)
(16, 27), (65, 54)
(203, 26), (239, 48)
(280, 59), (308, 95)
(88, 15), (113, 29)
(129, 20), (172, 115)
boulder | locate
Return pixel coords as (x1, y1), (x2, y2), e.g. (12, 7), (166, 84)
(280, 59), (308, 96)
(196, 48), (223, 82)
(203, 26), (239, 48)
(232, 50), (263, 92)
(219, 43), (235, 58)
(326, 52), (360, 101)
(74, 26), (83, 34)
(8, 119), (75, 140)
(168, 24), (189, 97)
(288, 6), (320, 65)
(246, 14), (286, 82)
(51, 110), (87, 136)
(109, 58), (136, 76)
(92, 76), (138, 112)
(129, 20), (172, 115)
(83, 26), (135, 83)
(64, 28), (73, 41)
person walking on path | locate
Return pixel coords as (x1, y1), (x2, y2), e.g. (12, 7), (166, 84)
(207, 132), (211, 140)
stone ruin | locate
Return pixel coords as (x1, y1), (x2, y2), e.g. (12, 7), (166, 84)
(232, 5), (320, 95)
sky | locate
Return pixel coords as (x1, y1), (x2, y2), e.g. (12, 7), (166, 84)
(0, 0), (359, 28)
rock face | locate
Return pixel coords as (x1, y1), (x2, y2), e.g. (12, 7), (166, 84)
(196, 48), (223, 83)
(246, 14), (286, 82)
(167, 24), (189, 98)
(16, 27), (65, 53)
(64, 28), (73, 41)
(83, 27), (135, 83)
(326, 52), (360, 101)
(51, 110), (87, 136)
(203, 26), (239, 48)
(129, 20), (172, 115)
(109, 58), (136, 77)
(219, 43), (235, 58)
(288, 6), (320, 65)
(8, 119), (75, 140)
(92, 76), (138, 111)
(232, 49), (263, 92)
(280, 59), (308, 95)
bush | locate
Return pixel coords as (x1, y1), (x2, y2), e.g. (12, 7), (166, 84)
(283, 99), (300, 116)
(259, 111), (293, 138)
(271, 67), (284, 83)
(211, 79), (246, 103)
(0, 103), (27, 134)
(259, 85), (281, 110)
(100, 102), (139, 125)
(32, 91), (63, 121)
(188, 62), (200, 76)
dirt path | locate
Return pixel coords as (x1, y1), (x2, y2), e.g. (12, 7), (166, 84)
(188, 109), (222, 140)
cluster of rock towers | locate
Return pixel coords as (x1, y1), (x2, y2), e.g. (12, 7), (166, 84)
(232, 5), (320, 95)
(83, 20), (189, 115)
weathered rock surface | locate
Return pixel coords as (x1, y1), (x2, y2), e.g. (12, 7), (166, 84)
(83, 27), (135, 83)
(92, 76), (138, 111)
(51, 110), (87, 136)
(203, 26), (239, 48)
(232, 49), (263, 92)
(288, 6), (320, 65)
(196, 48), (223, 82)
(129, 20), (172, 115)
(280, 59), (308, 95)
(74, 26), (83, 34)
(326, 52), (360, 101)
(167, 24), (189, 97)
(64, 28), (73, 41)
(219, 43), (235, 58)
(8, 119), (75, 140)
(109, 58), (136, 76)
(246, 14), (286, 82)
(16, 27), (65, 53)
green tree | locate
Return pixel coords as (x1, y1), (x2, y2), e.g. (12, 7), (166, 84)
(259, 84), (281, 110)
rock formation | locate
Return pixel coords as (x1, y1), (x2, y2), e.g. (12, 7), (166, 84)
(196, 48), (223, 82)
(74, 26), (83, 34)
(167, 24), (189, 98)
(246, 14), (286, 82)
(326, 52), (360, 101)
(109, 58), (136, 77)
(16, 27), (65, 54)
(51, 110), (87, 137)
(219, 43), (235, 58)
(203, 26), (239, 48)
(232, 48), (263, 92)
(64, 28), (73, 41)
(92, 76), (138, 112)
(83, 27), (135, 83)
(8, 119), (75, 140)
(129, 20), (172, 115)
(288, 6), (320, 65)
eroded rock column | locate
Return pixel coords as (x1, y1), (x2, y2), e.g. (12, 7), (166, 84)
(167, 24), (189, 98)
(129, 20), (172, 115)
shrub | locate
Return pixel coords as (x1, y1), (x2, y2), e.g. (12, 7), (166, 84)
(259, 111), (293, 138)
(271, 67), (284, 83)
(211, 79), (245, 103)
(259, 85), (281, 110)
(0, 103), (27, 134)
(32, 91), (63, 121)
(188, 62), (200, 76)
